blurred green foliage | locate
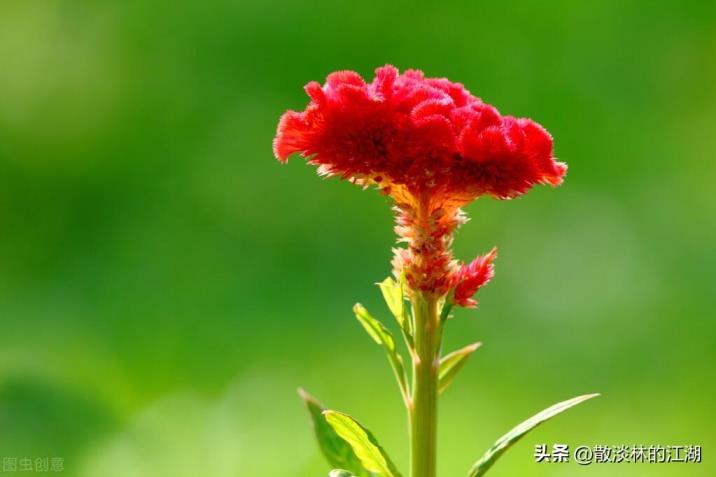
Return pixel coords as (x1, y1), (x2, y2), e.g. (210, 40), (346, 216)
(0, 0), (714, 476)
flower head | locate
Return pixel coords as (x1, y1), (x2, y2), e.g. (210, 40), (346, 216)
(452, 247), (497, 308)
(274, 65), (566, 202)
(274, 66), (565, 296)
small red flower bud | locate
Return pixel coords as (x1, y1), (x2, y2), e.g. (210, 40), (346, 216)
(453, 248), (497, 308)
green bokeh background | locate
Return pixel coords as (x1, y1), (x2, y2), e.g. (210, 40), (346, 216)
(1, 1), (714, 476)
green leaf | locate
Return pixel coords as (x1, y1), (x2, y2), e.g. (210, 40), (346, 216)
(377, 275), (413, 343)
(323, 410), (402, 477)
(468, 393), (600, 477)
(353, 303), (409, 400)
(438, 342), (481, 394)
(329, 470), (356, 477)
(439, 296), (453, 323)
(377, 276), (403, 325)
(298, 389), (368, 477)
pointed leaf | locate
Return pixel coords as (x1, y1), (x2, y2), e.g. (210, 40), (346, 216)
(378, 277), (403, 325)
(468, 394), (600, 477)
(439, 342), (481, 394)
(377, 275), (413, 343)
(323, 410), (402, 477)
(298, 389), (368, 476)
(353, 303), (409, 399)
(439, 296), (453, 323)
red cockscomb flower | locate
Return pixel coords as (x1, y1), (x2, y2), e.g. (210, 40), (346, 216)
(278, 68), (595, 477)
(274, 65), (566, 296)
(453, 247), (497, 308)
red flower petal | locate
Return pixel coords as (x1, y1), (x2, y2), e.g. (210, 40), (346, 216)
(273, 111), (310, 162)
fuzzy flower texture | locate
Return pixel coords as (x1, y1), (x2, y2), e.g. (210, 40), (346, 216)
(274, 65), (566, 306)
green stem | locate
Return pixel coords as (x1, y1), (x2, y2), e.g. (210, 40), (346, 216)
(409, 291), (440, 477)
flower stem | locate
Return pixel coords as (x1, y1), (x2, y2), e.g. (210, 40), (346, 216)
(409, 291), (440, 477)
